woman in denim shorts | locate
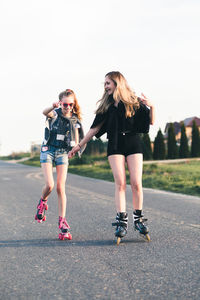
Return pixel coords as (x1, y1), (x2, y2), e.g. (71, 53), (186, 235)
(69, 71), (155, 244)
(35, 89), (84, 240)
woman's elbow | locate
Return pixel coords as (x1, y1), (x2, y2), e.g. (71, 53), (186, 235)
(150, 119), (155, 125)
(92, 126), (100, 135)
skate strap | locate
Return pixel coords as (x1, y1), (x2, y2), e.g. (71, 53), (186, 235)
(134, 217), (148, 223)
(112, 221), (127, 227)
(37, 200), (46, 212)
(61, 219), (70, 229)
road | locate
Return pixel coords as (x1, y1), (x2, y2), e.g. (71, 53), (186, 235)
(0, 161), (200, 299)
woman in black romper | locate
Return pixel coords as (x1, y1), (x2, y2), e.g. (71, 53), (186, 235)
(69, 71), (155, 243)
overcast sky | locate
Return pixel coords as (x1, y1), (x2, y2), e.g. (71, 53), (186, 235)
(0, 0), (200, 155)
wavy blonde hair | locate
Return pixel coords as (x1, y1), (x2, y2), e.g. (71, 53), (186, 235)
(59, 89), (82, 120)
(96, 71), (140, 117)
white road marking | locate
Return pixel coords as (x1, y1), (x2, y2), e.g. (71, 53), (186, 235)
(2, 177), (10, 180)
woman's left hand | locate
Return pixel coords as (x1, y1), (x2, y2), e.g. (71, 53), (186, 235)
(68, 145), (80, 158)
(140, 93), (154, 108)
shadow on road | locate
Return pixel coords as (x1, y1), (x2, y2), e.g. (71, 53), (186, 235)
(0, 238), (145, 248)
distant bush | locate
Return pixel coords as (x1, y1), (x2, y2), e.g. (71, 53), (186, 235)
(153, 129), (166, 160)
(70, 155), (93, 165)
(0, 152), (31, 160)
(142, 133), (153, 160)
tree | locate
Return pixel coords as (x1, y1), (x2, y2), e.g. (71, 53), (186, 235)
(142, 133), (153, 160)
(179, 122), (189, 158)
(84, 138), (107, 155)
(153, 129), (166, 160)
(191, 120), (200, 157)
(167, 123), (178, 159)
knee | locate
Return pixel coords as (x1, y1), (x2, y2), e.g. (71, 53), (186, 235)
(56, 183), (65, 195)
(130, 180), (142, 192)
(46, 182), (54, 193)
(115, 180), (126, 192)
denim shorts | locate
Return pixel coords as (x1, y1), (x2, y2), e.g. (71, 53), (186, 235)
(40, 145), (69, 166)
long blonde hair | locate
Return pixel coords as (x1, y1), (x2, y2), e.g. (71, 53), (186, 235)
(96, 71), (140, 117)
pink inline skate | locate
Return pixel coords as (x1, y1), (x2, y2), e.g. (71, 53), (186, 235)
(35, 198), (48, 223)
(58, 217), (72, 240)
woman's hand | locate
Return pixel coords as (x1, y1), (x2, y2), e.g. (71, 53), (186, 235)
(140, 93), (155, 125)
(140, 93), (154, 108)
(43, 101), (60, 117)
(68, 145), (80, 158)
(52, 101), (60, 109)
(68, 127), (99, 159)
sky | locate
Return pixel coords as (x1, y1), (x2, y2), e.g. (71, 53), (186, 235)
(0, 0), (200, 155)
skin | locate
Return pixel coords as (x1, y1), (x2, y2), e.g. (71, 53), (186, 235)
(41, 95), (79, 218)
(68, 77), (155, 214)
(104, 76), (116, 95)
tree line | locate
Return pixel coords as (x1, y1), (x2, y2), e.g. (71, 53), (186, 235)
(144, 120), (200, 160)
(84, 120), (200, 160)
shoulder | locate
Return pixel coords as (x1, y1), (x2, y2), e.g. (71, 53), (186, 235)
(70, 114), (81, 127)
(90, 111), (108, 129)
(55, 108), (62, 115)
(137, 101), (149, 113)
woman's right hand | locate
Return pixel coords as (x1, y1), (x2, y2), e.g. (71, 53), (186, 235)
(52, 101), (60, 109)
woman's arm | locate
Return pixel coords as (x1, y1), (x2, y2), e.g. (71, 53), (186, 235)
(149, 105), (155, 125)
(140, 93), (155, 125)
(68, 124), (102, 158)
(43, 102), (60, 118)
(75, 128), (79, 145)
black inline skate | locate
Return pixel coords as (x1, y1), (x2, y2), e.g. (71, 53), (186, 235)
(133, 211), (150, 242)
(112, 212), (128, 245)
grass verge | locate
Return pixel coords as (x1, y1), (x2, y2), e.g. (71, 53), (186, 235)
(20, 155), (200, 197)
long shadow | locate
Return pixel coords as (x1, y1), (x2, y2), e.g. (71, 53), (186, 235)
(0, 237), (145, 248)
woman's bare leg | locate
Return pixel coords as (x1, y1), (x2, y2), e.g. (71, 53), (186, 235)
(56, 164), (68, 218)
(108, 155), (126, 212)
(126, 153), (143, 210)
(41, 163), (54, 200)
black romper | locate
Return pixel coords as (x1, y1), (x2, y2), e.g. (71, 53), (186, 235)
(90, 95), (150, 157)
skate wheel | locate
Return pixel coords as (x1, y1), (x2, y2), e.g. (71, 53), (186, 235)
(45, 204), (48, 211)
(59, 233), (64, 240)
(67, 233), (72, 240)
(145, 234), (151, 242)
(43, 215), (46, 221)
(35, 215), (37, 220)
(116, 237), (121, 246)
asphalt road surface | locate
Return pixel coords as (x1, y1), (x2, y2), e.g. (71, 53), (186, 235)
(0, 161), (200, 300)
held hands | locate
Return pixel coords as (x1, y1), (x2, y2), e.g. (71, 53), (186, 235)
(68, 144), (80, 159)
(139, 93), (154, 108)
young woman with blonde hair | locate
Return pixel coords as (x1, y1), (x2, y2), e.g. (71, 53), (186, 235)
(35, 89), (84, 240)
(69, 72), (155, 244)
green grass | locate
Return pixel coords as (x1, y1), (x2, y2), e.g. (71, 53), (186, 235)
(0, 152), (31, 160)
(68, 161), (200, 197)
(142, 162), (200, 196)
(19, 154), (200, 197)
(21, 155), (40, 167)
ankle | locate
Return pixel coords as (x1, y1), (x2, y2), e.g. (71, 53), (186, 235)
(41, 197), (47, 202)
(133, 210), (142, 216)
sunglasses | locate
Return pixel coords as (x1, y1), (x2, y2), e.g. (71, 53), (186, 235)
(62, 103), (74, 108)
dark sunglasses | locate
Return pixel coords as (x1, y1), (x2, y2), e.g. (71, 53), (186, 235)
(62, 103), (74, 108)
